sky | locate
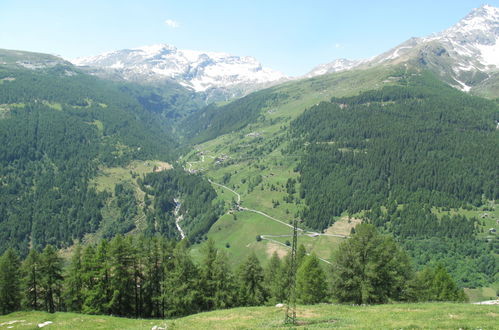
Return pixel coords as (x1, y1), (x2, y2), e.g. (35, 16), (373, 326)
(1, 0), (498, 76)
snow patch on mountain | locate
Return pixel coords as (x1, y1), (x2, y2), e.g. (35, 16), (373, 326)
(71, 44), (287, 94)
(476, 42), (499, 67)
(305, 58), (366, 77)
(306, 4), (499, 90)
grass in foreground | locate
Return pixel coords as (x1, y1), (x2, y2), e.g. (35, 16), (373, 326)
(1, 303), (497, 329)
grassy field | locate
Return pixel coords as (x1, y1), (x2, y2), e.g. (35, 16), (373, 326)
(1, 303), (498, 329)
(180, 66), (395, 267)
(181, 64), (499, 299)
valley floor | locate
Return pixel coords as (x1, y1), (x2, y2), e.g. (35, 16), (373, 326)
(1, 302), (497, 329)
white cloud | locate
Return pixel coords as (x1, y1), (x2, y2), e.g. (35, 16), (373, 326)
(335, 43), (344, 49)
(165, 19), (180, 28)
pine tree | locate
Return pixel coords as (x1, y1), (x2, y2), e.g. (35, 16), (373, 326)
(163, 241), (200, 317)
(296, 244), (307, 268)
(39, 245), (64, 313)
(296, 254), (328, 304)
(0, 248), (21, 314)
(141, 236), (167, 318)
(211, 250), (236, 309)
(264, 251), (282, 304)
(64, 244), (84, 312)
(107, 235), (136, 317)
(331, 224), (412, 304)
(237, 253), (267, 306)
(21, 249), (41, 310)
(199, 239), (218, 311)
(82, 241), (111, 314)
(408, 264), (467, 302)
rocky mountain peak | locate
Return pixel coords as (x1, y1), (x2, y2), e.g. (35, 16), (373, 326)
(71, 44), (287, 100)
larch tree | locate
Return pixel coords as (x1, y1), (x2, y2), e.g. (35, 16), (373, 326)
(330, 224), (412, 304)
(0, 248), (21, 314)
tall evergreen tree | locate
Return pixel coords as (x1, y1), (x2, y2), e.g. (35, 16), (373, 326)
(296, 254), (328, 304)
(140, 236), (167, 318)
(107, 235), (136, 317)
(163, 241), (200, 317)
(264, 251), (282, 304)
(407, 264), (467, 302)
(64, 244), (84, 312)
(199, 239), (218, 311)
(21, 249), (41, 310)
(39, 245), (64, 313)
(0, 248), (21, 314)
(237, 253), (267, 306)
(331, 224), (412, 304)
(82, 241), (111, 314)
(211, 250), (236, 309)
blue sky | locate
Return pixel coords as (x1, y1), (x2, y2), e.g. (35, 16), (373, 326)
(1, 0), (497, 76)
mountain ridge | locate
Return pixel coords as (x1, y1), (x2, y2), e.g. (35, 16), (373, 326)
(306, 4), (499, 94)
(71, 44), (288, 101)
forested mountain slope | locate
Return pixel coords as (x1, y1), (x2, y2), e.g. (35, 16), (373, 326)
(291, 71), (498, 230)
(183, 68), (498, 288)
(0, 49), (214, 255)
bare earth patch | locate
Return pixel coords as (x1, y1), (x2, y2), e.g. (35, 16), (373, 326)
(266, 242), (288, 258)
(326, 216), (361, 236)
(152, 161), (173, 172)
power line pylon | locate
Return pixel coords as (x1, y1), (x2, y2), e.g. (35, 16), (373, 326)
(284, 219), (298, 325)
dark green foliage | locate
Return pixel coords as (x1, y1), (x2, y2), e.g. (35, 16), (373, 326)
(291, 72), (498, 231)
(0, 64), (183, 255)
(331, 224), (413, 304)
(39, 245), (64, 313)
(101, 183), (138, 238)
(63, 244), (84, 312)
(2, 234), (470, 319)
(199, 239), (237, 311)
(21, 249), (41, 310)
(163, 242), (201, 317)
(81, 241), (112, 315)
(140, 169), (223, 242)
(264, 251), (282, 304)
(0, 248), (21, 314)
(408, 264), (467, 302)
(364, 204), (497, 287)
(296, 254), (328, 304)
(366, 204), (477, 240)
(237, 253), (267, 306)
(184, 89), (289, 143)
(107, 236), (137, 317)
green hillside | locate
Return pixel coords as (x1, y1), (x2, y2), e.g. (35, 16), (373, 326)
(0, 50), (210, 255)
(182, 68), (498, 290)
(1, 303), (498, 329)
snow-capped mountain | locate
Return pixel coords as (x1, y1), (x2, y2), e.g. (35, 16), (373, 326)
(71, 44), (287, 98)
(307, 5), (499, 92)
(304, 58), (367, 77)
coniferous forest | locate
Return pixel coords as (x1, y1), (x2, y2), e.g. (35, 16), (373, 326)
(288, 72), (498, 287)
(0, 49), (497, 322)
(0, 225), (466, 318)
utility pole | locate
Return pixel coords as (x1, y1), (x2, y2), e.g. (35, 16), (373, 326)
(284, 219), (298, 325)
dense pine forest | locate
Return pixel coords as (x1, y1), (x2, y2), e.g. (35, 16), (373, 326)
(0, 49), (497, 321)
(0, 225), (466, 318)
(0, 61), (218, 255)
(288, 71), (498, 287)
(139, 169), (223, 242)
(291, 72), (498, 230)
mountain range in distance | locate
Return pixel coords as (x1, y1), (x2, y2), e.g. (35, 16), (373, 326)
(69, 4), (498, 99)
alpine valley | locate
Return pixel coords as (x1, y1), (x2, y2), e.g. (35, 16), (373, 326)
(0, 4), (497, 325)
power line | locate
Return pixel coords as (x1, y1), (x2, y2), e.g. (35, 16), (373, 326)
(284, 219), (298, 325)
